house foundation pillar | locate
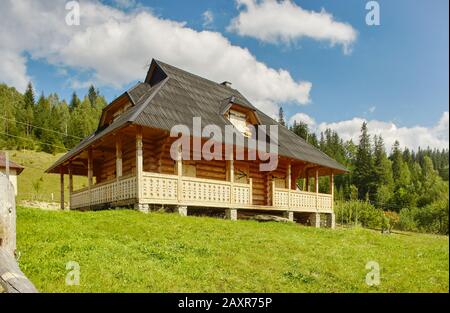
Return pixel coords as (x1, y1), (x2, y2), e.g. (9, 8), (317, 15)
(135, 203), (149, 213)
(226, 208), (237, 221)
(326, 213), (335, 229)
(310, 212), (320, 228)
(178, 205), (188, 217)
(283, 211), (294, 222)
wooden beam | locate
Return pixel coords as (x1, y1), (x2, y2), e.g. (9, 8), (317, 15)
(315, 169), (319, 193)
(88, 149), (93, 187)
(60, 167), (64, 210)
(88, 148), (93, 209)
(68, 164), (73, 210)
(305, 169), (310, 192)
(229, 151), (234, 204)
(136, 127), (143, 201)
(286, 163), (291, 189)
(330, 171), (334, 212)
(116, 135), (122, 179)
(177, 143), (182, 202)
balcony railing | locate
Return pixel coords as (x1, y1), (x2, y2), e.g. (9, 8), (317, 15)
(273, 187), (333, 213)
(70, 171), (332, 212)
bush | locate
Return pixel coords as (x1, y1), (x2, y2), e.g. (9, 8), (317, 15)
(335, 200), (383, 228)
(398, 200), (449, 234)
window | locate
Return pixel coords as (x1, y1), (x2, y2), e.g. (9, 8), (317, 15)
(228, 110), (252, 137)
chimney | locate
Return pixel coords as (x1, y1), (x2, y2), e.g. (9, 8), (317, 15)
(220, 81), (232, 88)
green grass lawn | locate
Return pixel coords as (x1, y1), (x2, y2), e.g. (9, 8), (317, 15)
(7, 150), (87, 203)
(16, 207), (449, 293)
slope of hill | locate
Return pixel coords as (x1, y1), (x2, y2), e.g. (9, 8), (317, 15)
(17, 207), (449, 293)
(6, 150), (87, 204)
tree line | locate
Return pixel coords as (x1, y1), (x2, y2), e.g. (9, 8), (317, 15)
(0, 82), (106, 153)
(282, 109), (449, 234)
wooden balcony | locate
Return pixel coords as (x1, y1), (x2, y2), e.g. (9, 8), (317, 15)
(70, 171), (332, 213)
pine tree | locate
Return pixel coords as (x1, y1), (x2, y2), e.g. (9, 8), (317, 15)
(23, 82), (35, 137)
(353, 122), (375, 200)
(278, 107), (286, 126)
(88, 85), (98, 107)
(69, 92), (81, 111)
(290, 120), (309, 141)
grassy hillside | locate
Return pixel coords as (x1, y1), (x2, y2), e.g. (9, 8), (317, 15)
(17, 207), (448, 293)
(7, 150), (87, 203)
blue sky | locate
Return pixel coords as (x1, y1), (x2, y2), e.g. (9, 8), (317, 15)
(1, 0), (448, 150)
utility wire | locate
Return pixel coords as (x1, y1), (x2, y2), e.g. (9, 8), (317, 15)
(0, 116), (83, 139)
(0, 131), (68, 151)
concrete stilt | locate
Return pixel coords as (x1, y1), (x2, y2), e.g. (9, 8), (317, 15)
(226, 209), (238, 221)
(135, 203), (149, 213)
(310, 212), (321, 228)
(326, 213), (335, 229)
(283, 211), (294, 222)
(178, 205), (188, 217)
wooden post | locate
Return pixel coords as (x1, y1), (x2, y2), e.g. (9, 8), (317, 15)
(68, 163), (73, 209)
(305, 170), (310, 192)
(116, 135), (122, 180)
(249, 178), (253, 205)
(315, 169), (319, 213)
(60, 167), (64, 210)
(330, 171), (334, 212)
(0, 175), (38, 293)
(272, 180), (276, 207)
(229, 153), (234, 205)
(136, 128), (143, 202)
(287, 162), (291, 209)
(88, 148), (93, 208)
(177, 143), (182, 203)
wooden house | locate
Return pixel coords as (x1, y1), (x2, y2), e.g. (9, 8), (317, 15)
(46, 60), (347, 227)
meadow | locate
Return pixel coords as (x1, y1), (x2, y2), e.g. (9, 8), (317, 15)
(16, 207), (449, 293)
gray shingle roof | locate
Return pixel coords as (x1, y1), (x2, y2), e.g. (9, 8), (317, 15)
(47, 59), (347, 173)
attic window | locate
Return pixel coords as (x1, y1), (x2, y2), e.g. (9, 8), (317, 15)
(228, 110), (252, 137)
(112, 103), (132, 122)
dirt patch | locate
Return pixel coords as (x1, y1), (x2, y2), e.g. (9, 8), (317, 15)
(19, 200), (64, 211)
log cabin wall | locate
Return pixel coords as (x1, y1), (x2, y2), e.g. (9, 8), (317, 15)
(92, 131), (297, 207)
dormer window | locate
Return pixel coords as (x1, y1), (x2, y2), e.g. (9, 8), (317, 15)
(228, 110), (253, 137)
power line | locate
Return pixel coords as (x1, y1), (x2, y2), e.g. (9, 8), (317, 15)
(0, 116), (83, 139)
(0, 131), (68, 151)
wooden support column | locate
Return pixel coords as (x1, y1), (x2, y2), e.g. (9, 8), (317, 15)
(68, 163), (73, 210)
(330, 171), (334, 212)
(176, 143), (183, 203)
(136, 127), (143, 203)
(60, 167), (64, 210)
(228, 153), (234, 205)
(315, 169), (319, 216)
(116, 135), (122, 180)
(305, 170), (310, 192)
(88, 148), (93, 208)
(286, 162), (291, 209)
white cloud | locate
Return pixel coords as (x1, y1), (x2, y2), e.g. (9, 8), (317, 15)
(228, 0), (357, 54)
(289, 112), (316, 128)
(368, 106), (376, 113)
(202, 10), (214, 28)
(0, 50), (30, 92)
(0, 0), (311, 116)
(289, 111), (449, 151)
